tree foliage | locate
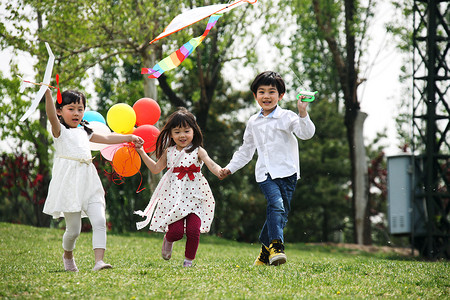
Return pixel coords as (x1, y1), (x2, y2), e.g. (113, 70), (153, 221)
(0, 65), (51, 226)
(0, 0), (390, 245)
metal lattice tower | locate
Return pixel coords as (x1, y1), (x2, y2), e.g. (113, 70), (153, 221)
(412, 0), (450, 259)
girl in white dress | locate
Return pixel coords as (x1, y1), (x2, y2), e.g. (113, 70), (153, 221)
(134, 108), (222, 267)
(43, 88), (143, 272)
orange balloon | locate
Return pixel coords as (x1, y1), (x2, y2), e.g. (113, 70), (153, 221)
(112, 146), (141, 177)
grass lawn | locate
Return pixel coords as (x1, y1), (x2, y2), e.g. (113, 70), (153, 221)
(0, 222), (448, 299)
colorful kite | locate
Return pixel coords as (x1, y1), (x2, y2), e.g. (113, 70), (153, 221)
(142, 0), (257, 78)
(142, 14), (222, 78)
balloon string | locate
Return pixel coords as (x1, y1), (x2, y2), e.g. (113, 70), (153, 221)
(112, 174), (126, 185)
(99, 149), (125, 185)
(104, 160), (125, 185)
(135, 170), (145, 193)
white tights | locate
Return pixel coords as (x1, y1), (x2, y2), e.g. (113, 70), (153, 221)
(62, 202), (107, 251)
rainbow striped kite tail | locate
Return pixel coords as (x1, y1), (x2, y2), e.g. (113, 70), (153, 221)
(141, 13), (224, 79)
(141, 68), (162, 79)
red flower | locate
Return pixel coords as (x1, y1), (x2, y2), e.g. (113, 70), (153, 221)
(32, 174), (44, 186)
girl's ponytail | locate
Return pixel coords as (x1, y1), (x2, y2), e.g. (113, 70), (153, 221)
(80, 120), (93, 135)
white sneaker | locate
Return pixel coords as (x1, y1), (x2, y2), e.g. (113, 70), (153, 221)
(92, 260), (112, 271)
(183, 259), (193, 267)
(161, 235), (173, 260)
(63, 254), (79, 272)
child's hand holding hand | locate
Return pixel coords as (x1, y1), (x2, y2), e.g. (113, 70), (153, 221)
(131, 135), (144, 148)
(218, 168), (231, 180)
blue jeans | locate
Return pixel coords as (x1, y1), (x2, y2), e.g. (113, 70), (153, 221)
(258, 173), (297, 247)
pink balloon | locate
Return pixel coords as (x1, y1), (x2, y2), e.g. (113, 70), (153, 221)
(133, 125), (160, 153)
(133, 98), (161, 126)
(101, 143), (126, 161)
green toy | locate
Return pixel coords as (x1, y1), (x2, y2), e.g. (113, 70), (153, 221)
(296, 90), (318, 102)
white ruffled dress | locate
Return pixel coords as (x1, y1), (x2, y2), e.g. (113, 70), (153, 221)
(43, 126), (105, 219)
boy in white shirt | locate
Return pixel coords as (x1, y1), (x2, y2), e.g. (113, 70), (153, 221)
(220, 71), (315, 266)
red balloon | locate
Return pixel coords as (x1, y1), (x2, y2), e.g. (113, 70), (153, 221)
(133, 98), (161, 126)
(112, 146), (141, 177)
(133, 125), (160, 153)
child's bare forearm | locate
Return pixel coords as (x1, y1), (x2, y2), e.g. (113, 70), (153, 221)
(198, 147), (222, 178)
(45, 89), (60, 136)
(206, 160), (222, 178)
(136, 148), (165, 174)
(95, 134), (136, 144)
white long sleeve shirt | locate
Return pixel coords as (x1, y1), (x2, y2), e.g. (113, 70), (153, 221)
(225, 105), (315, 182)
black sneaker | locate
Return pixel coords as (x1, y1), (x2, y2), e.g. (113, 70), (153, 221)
(269, 240), (287, 266)
(254, 244), (270, 266)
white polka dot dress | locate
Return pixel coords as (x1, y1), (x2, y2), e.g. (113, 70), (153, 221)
(139, 146), (215, 233)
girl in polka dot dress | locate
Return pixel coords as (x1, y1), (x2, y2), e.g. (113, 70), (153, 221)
(134, 108), (222, 267)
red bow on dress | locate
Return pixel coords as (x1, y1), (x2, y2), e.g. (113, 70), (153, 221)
(173, 164), (200, 180)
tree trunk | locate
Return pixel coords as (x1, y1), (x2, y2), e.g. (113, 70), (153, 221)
(344, 0), (370, 245)
(312, 0), (372, 245)
(352, 110), (370, 244)
(142, 50), (161, 193)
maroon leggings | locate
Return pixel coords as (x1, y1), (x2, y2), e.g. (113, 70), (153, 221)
(165, 213), (201, 260)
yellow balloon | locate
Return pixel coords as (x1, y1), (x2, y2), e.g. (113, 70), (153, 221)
(123, 127), (136, 135)
(107, 103), (136, 134)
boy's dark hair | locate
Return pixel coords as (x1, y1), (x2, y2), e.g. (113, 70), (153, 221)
(155, 107), (203, 159)
(250, 71), (286, 95)
(56, 90), (92, 135)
